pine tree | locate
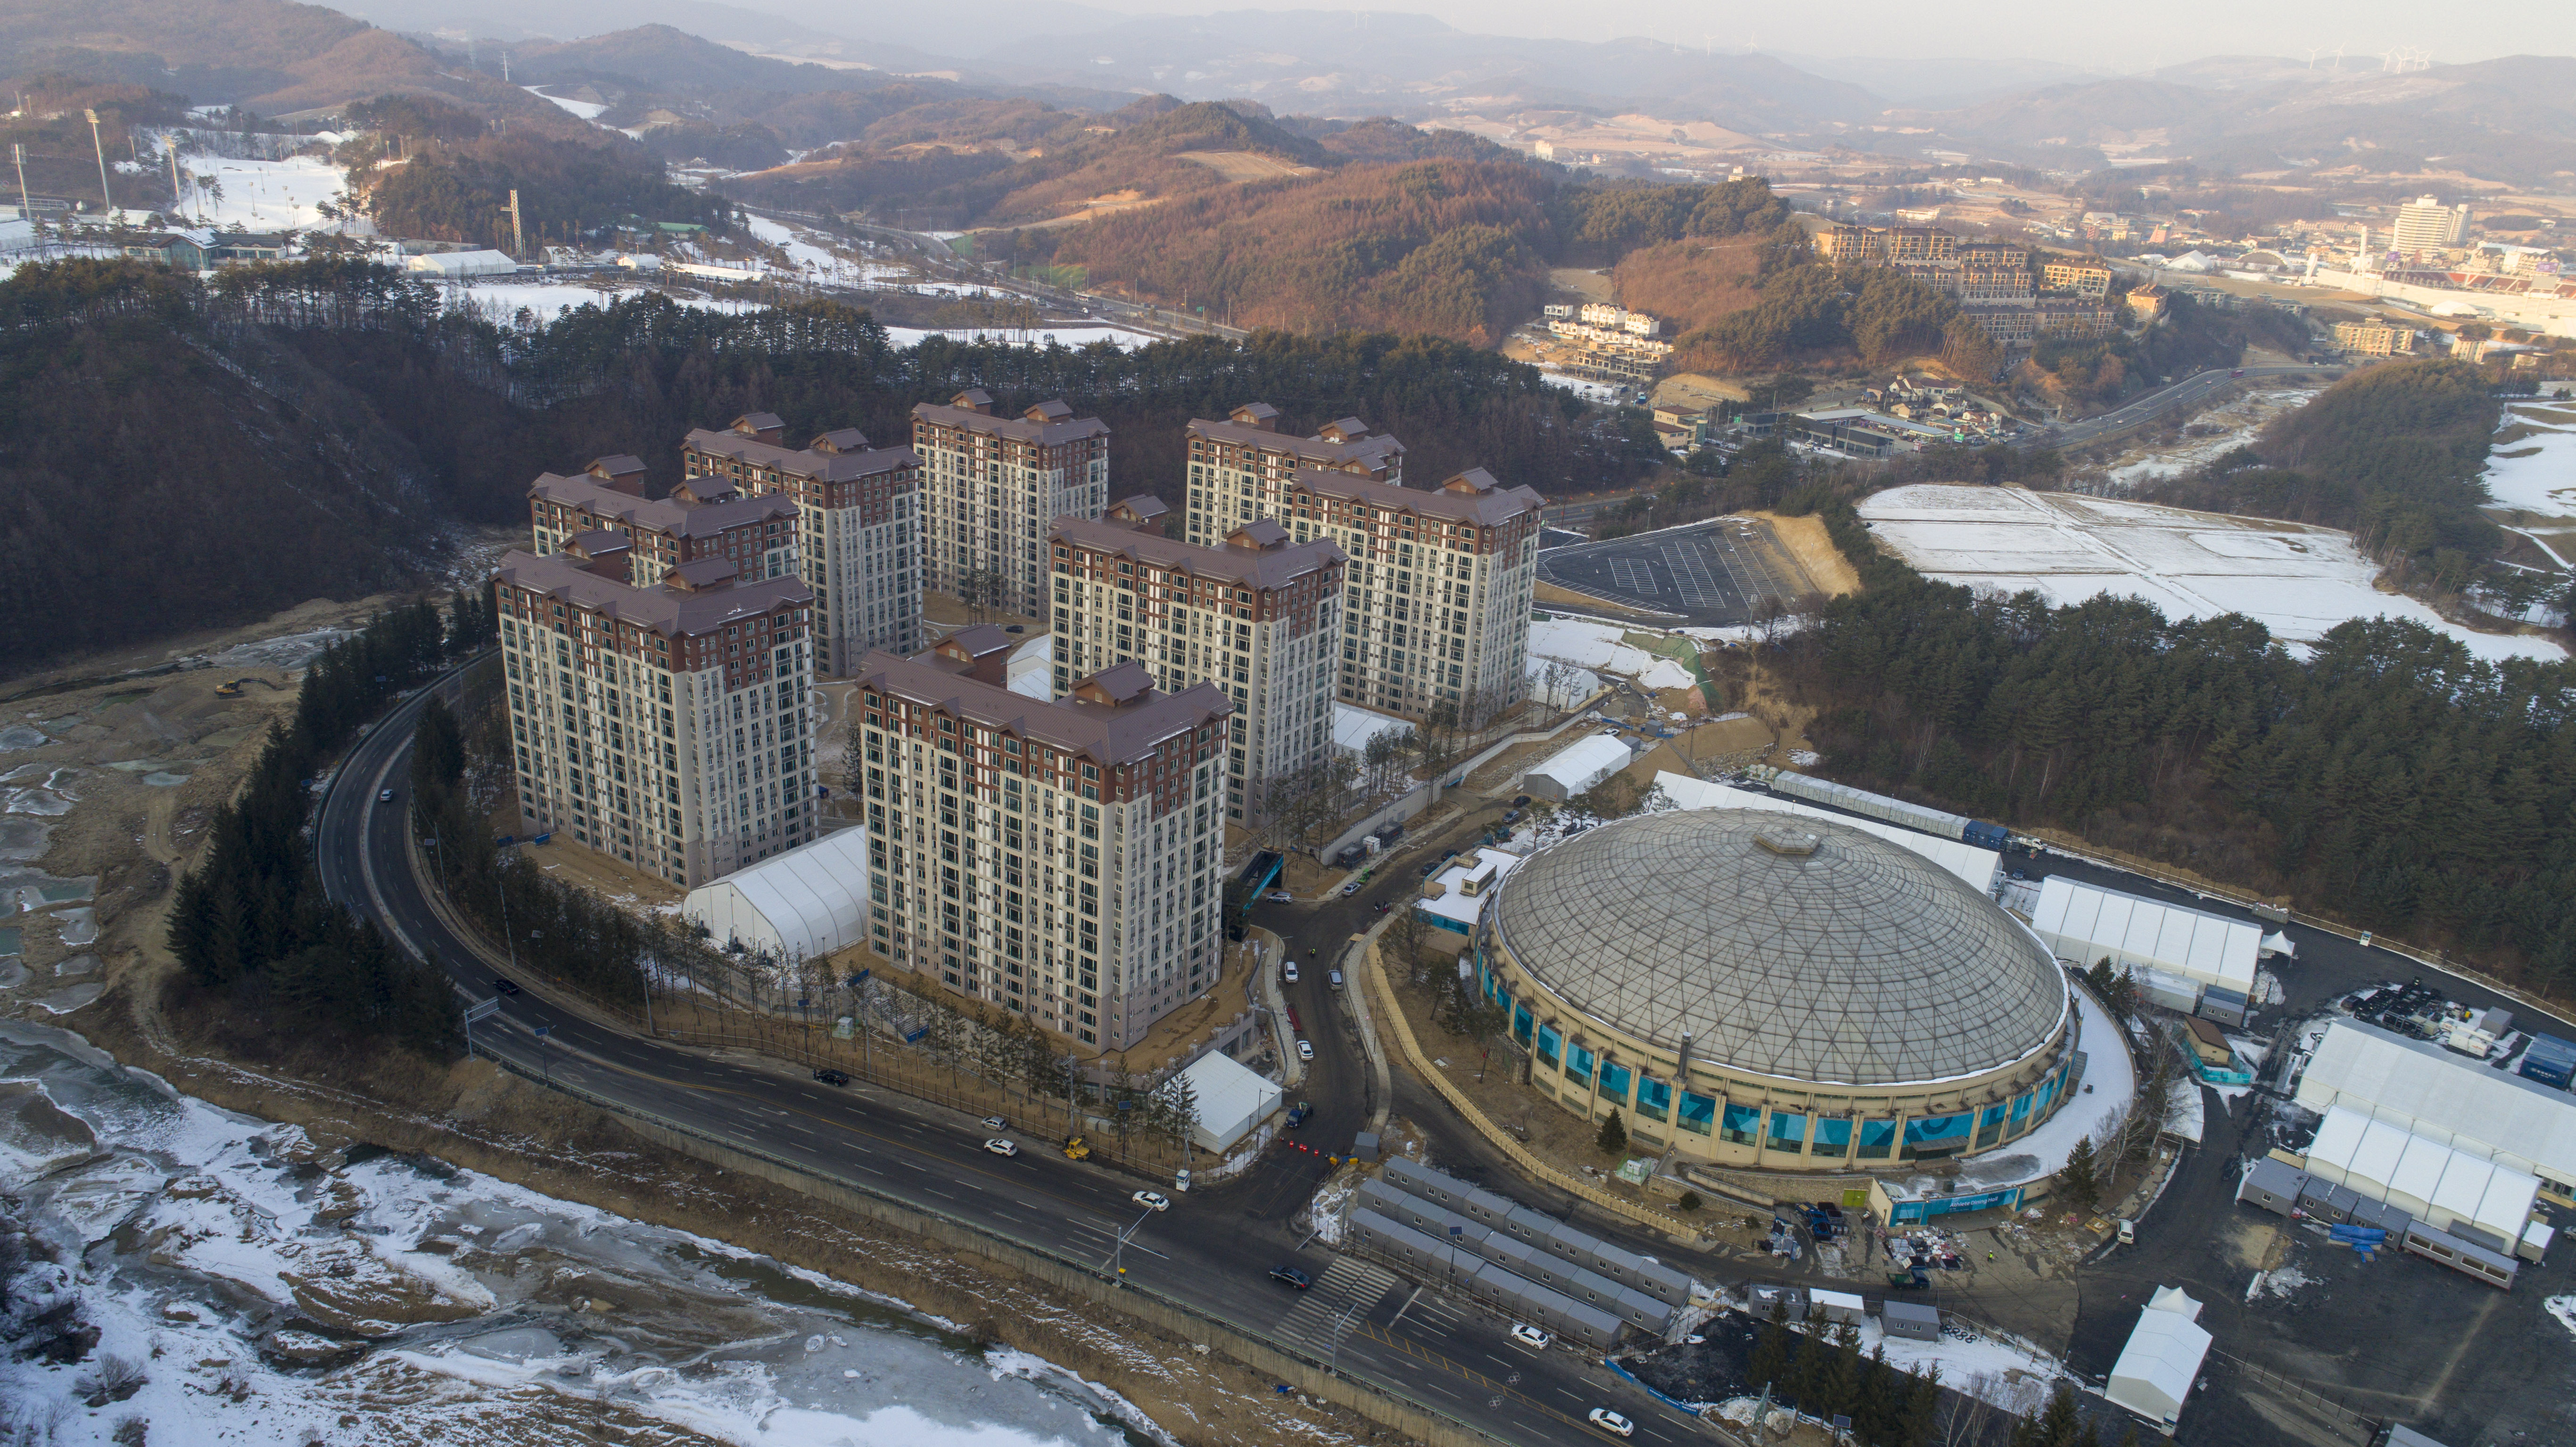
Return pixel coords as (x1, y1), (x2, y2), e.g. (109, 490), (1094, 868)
(1896, 1363), (1941, 1447)
(1596, 1108), (1627, 1155)
(2060, 1135), (2101, 1215)
(1746, 1297), (1792, 1397)
(1786, 1310), (1830, 1413)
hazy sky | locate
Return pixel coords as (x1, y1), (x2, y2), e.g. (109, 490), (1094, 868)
(1087, 0), (2575, 69)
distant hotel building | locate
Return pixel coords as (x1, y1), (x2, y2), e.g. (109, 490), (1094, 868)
(1050, 498), (1346, 823)
(1817, 224), (2112, 344)
(2392, 196), (2471, 254)
(911, 390), (1111, 618)
(493, 540), (817, 888)
(853, 630), (1232, 1048)
(680, 412), (924, 675)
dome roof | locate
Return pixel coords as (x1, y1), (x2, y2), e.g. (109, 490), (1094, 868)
(1488, 809), (2065, 1086)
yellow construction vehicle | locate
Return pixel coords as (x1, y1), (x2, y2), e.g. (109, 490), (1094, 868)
(1063, 1135), (1090, 1160)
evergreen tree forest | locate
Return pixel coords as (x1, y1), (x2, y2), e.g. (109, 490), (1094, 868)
(164, 597), (492, 1057)
(1785, 487), (2576, 992)
(0, 256), (1663, 677)
(1737, 1304), (1947, 1446)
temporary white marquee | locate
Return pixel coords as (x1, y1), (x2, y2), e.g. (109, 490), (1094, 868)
(2301, 1105), (2540, 1245)
(2104, 1286), (2211, 1427)
(1172, 1049), (1282, 1154)
(2295, 1019), (2576, 1193)
(2029, 876), (2260, 994)
(1652, 774), (2003, 895)
(1525, 733), (1631, 801)
(682, 827), (871, 962)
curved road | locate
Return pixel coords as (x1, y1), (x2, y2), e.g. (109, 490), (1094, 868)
(2045, 363), (2337, 448)
(315, 668), (1715, 1447)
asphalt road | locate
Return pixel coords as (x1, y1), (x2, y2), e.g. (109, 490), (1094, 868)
(2046, 364), (2336, 448)
(316, 669), (1712, 1447)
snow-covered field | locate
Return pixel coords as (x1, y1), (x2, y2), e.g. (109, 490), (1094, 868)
(1528, 617), (1700, 689)
(0, 1021), (1169, 1447)
(524, 85), (609, 121)
(2484, 402), (2576, 519)
(166, 153), (358, 233)
(1536, 372), (1633, 406)
(742, 215), (916, 288)
(2105, 385), (2312, 487)
(1858, 484), (2566, 663)
(439, 280), (770, 326)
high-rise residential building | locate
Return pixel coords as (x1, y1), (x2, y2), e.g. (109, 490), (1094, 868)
(910, 390), (1110, 618)
(1183, 463), (1541, 722)
(527, 455), (799, 587)
(492, 541), (818, 887)
(852, 629), (1232, 1048)
(680, 413), (925, 675)
(1049, 498), (1346, 823)
(2040, 256), (2114, 298)
(1182, 403), (1405, 545)
(2393, 196), (2471, 253)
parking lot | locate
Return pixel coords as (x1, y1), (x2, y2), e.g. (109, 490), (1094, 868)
(1536, 517), (1813, 625)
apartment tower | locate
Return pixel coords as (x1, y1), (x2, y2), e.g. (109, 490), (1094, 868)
(493, 542), (817, 887)
(910, 390), (1110, 618)
(1049, 497), (1346, 823)
(1182, 403), (1405, 545)
(527, 454), (798, 586)
(853, 630), (1232, 1048)
(680, 412), (925, 674)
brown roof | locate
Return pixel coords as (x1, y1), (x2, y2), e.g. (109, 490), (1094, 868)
(1051, 515), (1346, 591)
(857, 649), (1230, 768)
(1106, 494), (1170, 526)
(1292, 465), (1541, 526)
(912, 397), (1110, 445)
(528, 472), (691, 535)
(682, 427), (917, 483)
(1187, 411), (1404, 473)
(492, 550), (809, 640)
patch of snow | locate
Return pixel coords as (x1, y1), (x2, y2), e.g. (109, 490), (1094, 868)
(523, 85), (608, 121)
(1858, 484), (2566, 663)
(2484, 405), (2576, 518)
(880, 324), (1161, 351)
(2547, 1294), (2576, 1342)
(166, 154), (359, 233)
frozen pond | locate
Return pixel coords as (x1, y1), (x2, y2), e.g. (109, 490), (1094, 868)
(0, 1022), (1169, 1447)
(2484, 401), (2576, 519)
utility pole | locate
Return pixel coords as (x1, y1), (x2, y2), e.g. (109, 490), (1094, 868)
(12, 145), (31, 226)
(166, 146), (182, 219)
(508, 188), (524, 258)
(85, 109), (112, 218)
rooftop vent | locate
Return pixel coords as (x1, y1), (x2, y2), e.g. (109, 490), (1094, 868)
(1753, 829), (1822, 857)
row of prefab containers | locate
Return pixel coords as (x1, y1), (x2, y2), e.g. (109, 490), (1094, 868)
(1350, 1160), (1695, 1348)
(2238, 1157), (2530, 1290)
(1740, 765), (2012, 850)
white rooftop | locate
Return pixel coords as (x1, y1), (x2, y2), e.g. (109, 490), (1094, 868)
(2104, 1288), (2212, 1426)
(2030, 876), (2259, 995)
(1527, 732), (1630, 797)
(1417, 847), (1523, 931)
(681, 827), (871, 962)
(1173, 1048), (1282, 1154)
(1333, 701), (1412, 755)
(2295, 1019), (2576, 1192)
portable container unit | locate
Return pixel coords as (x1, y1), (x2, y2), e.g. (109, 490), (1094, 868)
(2400, 1220), (2518, 1290)
(1880, 1301), (1941, 1341)
(2518, 1219), (2553, 1264)
(1812, 1289), (1867, 1325)
(2199, 987), (2250, 1027)
(2235, 1159), (2307, 1216)
(2518, 1034), (2576, 1091)
(2296, 1178), (2351, 1224)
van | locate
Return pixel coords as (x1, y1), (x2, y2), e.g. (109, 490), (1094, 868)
(2117, 1219), (2135, 1246)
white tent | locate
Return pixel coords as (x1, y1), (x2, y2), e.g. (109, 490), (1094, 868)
(2295, 1019), (2576, 1194)
(2029, 876), (2260, 994)
(405, 248), (520, 277)
(1526, 733), (1631, 801)
(2105, 1287), (2211, 1427)
(1653, 774), (2003, 894)
(1171, 1049), (1282, 1154)
(2299, 1104), (2542, 1244)
(682, 827), (871, 962)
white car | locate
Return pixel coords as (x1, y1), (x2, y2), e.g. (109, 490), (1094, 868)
(1508, 1323), (1552, 1351)
(1339, 881), (1361, 896)
(1297, 1040), (1314, 1061)
(983, 1138), (1018, 1157)
(1267, 890), (1294, 903)
(1284, 962), (1300, 984)
(1131, 1190), (1171, 1212)
(1587, 1408), (1635, 1438)
(980, 1116), (1008, 1131)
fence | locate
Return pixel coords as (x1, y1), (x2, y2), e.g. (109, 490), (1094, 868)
(463, 1044), (1540, 1447)
(2206, 1349), (2380, 1445)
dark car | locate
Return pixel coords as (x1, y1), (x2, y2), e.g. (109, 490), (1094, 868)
(1269, 1266), (1313, 1289)
(813, 1067), (851, 1087)
(490, 978), (521, 996)
(1512, 795), (1531, 807)
(1287, 1102), (1312, 1128)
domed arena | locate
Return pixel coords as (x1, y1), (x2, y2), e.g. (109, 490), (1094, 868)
(1474, 808), (2081, 1170)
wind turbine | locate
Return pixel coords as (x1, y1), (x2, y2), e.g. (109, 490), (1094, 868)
(2302, 45), (2323, 70)
(2327, 41), (2346, 74)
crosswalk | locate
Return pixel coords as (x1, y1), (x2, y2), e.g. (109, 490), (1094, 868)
(1269, 1255), (1404, 1357)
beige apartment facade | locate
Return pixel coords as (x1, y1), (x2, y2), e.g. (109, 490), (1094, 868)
(911, 390), (1110, 617)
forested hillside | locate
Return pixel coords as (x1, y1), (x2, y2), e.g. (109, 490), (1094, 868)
(347, 94), (728, 246)
(2138, 359), (2505, 583)
(1647, 225), (1999, 375)
(0, 257), (1658, 678)
(1774, 403), (2576, 990)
